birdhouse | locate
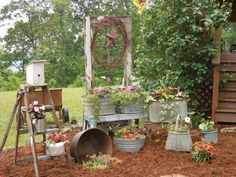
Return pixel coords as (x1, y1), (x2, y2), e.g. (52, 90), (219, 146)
(26, 60), (46, 86)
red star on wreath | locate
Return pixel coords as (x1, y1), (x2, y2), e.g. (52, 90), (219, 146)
(106, 32), (117, 48)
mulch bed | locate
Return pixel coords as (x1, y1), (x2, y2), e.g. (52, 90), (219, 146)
(0, 124), (236, 177)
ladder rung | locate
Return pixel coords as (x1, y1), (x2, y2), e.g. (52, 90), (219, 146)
(16, 155), (52, 164)
(19, 128), (60, 135)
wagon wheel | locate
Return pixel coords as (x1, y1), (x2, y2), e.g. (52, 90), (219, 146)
(91, 17), (128, 69)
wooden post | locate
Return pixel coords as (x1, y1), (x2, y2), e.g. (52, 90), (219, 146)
(211, 26), (222, 122)
(124, 16), (132, 86)
(85, 16), (93, 89)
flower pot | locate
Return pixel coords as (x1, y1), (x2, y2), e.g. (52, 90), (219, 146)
(201, 130), (218, 144)
(83, 98), (116, 116)
(165, 131), (192, 152)
(32, 118), (47, 133)
(120, 103), (143, 114)
(114, 136), (146, 153)
(149, 100), (187, 123)
(46, 142), (66, 156)
(88, 118), (97, 128)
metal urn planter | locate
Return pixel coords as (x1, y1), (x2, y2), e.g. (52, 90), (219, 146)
(165, 131), (192, 152)
(120, 103), (143, 114)
(46, 142), (66, 156)
(201, 130), (218, 144)
(149, 100), (187, 123)
(114, 136), (146, 153)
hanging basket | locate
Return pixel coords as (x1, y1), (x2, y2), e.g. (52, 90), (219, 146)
(201, 130), (218, 144)
(165, 131), (192, 152)
(114, 136), (146, 153)
(46, 142), (66, 156)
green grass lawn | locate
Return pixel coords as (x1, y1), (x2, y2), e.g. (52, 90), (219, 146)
(0, 87), (85, 149)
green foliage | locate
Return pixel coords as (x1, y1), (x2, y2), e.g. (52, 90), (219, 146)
(83, 153), (121, 170)
(109, 92), (148, 107)
(190, 112), (204, 128)
(192, 142), (215, 163)
(134, 0), (232, 109)
(0, 70), (24, 91)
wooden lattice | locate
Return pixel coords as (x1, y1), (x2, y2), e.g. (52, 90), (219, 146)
(195, 81), (213, 116)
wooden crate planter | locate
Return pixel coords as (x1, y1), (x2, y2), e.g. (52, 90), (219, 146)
(201, 130), (218, 144)
(149, 100), (187, 123)
(165, 131), (192, 152)
(114, 136), (146, 153)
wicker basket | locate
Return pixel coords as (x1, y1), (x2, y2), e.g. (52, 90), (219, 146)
(165, 131), (192, 152)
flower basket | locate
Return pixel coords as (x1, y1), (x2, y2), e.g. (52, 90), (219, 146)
(201, 130), (218, 144)
(120, 103), (143, 114)
(114, 135), (145, 153)
(46, 141), (66, 156)
(165, 131), (192, 152)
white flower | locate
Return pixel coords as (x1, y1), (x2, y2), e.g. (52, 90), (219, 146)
(40, 105), (45, 111)
(210, 121), (214, 125)
(34, 106), (40, 113)
(184, 117), (191, 123)
(33, 101), (39, 105)
(199, 123), (208, 131)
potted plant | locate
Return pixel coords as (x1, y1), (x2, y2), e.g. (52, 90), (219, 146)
(81, 87), (116, 122)
(199, 119), (218, 144)
(29, 100), (46, 133)
(192, 142), (215, 163)
(165, 115), (192, 152)
(45, 131), (69, 156)
(148, 87), (188, 123)
(109, 86), (148, 114)
(113, 125), (146, 152)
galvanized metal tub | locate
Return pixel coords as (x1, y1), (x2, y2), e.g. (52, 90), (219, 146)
(114, 136), (146, 153)
(120, 103), (143, 114)
(70, 128), (112, 163)
(83, 98), (116, 116)
(165, 131), (192, 152)
(32, 118), (47, 133)
(149, 100), (187, 123)
(201, 130), (218, 144)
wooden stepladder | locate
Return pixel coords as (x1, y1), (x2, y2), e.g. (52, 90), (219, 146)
(0, 84), (63, 177)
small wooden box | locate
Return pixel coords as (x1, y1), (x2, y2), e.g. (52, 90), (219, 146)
(26, 60), (45, 86)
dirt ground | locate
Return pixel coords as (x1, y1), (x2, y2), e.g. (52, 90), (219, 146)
(0, 124), (236, 177)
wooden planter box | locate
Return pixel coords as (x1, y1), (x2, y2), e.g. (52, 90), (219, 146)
(149, 100), (187, 123)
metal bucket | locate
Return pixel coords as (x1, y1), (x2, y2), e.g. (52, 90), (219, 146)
(70, 128), (112, 163)
(201, 130), (218, 144)
(120, 103), (143, 114)
(32, 118), (47, 133)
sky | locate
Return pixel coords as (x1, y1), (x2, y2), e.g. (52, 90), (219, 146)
(0, 0), (12, 37)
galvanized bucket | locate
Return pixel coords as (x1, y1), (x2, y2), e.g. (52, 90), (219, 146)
(114, 136), (146, 153)
(120, 103), (143, 114)
(70, 128), (112, 163)
(32, 118), (47, 133)
(46, 141), (66, 156)
(165, 131), (192, 152)
(201, 130), (218, 144)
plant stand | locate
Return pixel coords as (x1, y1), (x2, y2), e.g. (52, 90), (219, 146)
(114, 136), (145, 153)
(165, 131), (192, 152)
(201, 130), (218, 144)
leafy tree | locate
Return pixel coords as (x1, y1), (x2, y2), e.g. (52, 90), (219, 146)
(134, 0), (231, 109)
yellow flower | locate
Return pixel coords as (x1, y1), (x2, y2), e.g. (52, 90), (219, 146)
(133, 0), (146, 14)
